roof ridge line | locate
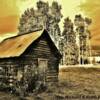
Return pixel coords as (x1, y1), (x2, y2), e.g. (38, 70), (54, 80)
(0, 29), (43, 44)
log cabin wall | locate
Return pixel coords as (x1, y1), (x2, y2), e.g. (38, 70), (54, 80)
(21, 33), (60, 82)
(0, 57), (38, 87)
(0, 32), (61, 86)
(0, 58), (19, 86)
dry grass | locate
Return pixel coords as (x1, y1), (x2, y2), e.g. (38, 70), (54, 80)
(1, 67), (100, 100)
(28, 67), (100, 100)
(59, 67), (100, 95)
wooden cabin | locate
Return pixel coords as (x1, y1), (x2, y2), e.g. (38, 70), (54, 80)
(0, 29), (61, 88)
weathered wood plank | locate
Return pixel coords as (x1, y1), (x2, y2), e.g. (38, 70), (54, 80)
(0, 30), (60, 85)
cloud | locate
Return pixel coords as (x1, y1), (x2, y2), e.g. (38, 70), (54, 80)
(0, 0), (20, 34)
(79, 0), (100, 55)
(0, 0), (19, 17)
(0, 16), (19, 34)
(0, 0), (37, 35)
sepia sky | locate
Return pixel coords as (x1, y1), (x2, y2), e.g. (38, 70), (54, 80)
(79, 0), (100, 55)
(0, 0), (100, 55)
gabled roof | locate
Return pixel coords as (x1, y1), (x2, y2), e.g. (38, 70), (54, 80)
(0, 30), (43, 58)
(0, 29), (61, 58)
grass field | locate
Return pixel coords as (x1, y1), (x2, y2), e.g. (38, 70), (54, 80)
(59, 67), (100, 95)
(0, 66), (100, 100)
